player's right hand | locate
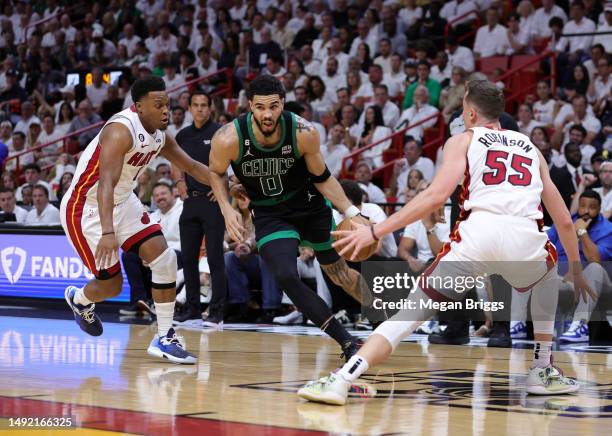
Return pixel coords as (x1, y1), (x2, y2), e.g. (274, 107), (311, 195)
(223, 208), (245, 243)
(95, 233), (119, 271)
(572, 270), (597, 304)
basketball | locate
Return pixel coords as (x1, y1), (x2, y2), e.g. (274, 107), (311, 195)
(333, 218), (379, 262)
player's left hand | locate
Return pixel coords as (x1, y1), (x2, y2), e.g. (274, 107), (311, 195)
(95, 233), (119, 271)
(572, 270), (597, 304)
(332, 220), (373, 261)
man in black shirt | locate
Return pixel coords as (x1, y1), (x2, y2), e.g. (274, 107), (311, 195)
(174, 91), (227, 327)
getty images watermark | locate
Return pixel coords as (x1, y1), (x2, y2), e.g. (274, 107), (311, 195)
(370, 272), (505, 312)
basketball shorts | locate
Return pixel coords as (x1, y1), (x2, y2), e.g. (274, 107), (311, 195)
(253, 201), (336, 253)
(420, 211), (558, 302)
(60, 192), (162, 279)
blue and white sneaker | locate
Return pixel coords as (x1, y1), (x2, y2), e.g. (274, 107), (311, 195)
(559, 320), (589, 343)
(64, 286), (103, 336)
(510, 321), (527, 339)
(147, 328), (197, 364)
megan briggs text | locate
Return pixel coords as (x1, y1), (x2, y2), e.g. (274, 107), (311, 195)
(372, 298), (505, 312)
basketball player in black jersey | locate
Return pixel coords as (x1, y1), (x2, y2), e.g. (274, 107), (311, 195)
(209, 75), (371, 360)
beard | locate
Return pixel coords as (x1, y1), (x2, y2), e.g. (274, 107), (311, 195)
(253, 115), (280, 137)
(580, 213), (597, 227)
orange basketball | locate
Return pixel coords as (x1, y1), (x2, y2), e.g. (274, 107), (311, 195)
(333, 218), (379, 262)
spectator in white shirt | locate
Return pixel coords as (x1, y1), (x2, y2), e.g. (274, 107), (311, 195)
(300, 45), (322, 77)
(583, 44), (606, 82)
(166, 106), (188, 138)
(282, 72), (297, 101)
(59, 14), (77, 43)
(307, 76), (335, 116)
(36, 115), (63, 162)
(430, 51), (452, 86)
(358, 105), (393, 168)
(395, 86), (439, 142)
(473, 8), (510, 58)
(440, 0), (478, 28)
(389, 138), (436, 197)
(150, 182), (183, 252)
(151, 24), (177, 57)
(553, 94), (602, 146)
(262, 55), (287, 79)
(14, 101), (38, 134)
(354, 161), (386, 204)
(15, 163), (55, 202)
(399, 0), (423, 29)
(358, 84), (400, 129)
(593, 161), (612, 218)
(86, 67), (109, 111)
(446, 34), (475, 73)
(530, 126), (562, 168)
(593, 6), (612, 52)
(587, 54), (611, 110)
(399, 205), (451, 273)
(533, 0), (568, 39)
(357, 64), (401, 101)
(321, 124), (351, 178)
(272, 10), (296, 50)
(339, 104), (361, 149)
(312, 25), (332, 62)
(89, 29), (117, 60)
(373, 38), (393, 75)
(517, 104), (544, 137)
(118, 23), (142, 58)
(25, 185), (60, 226)
(556, 1), (596, 55)
(517, 0), (538, 42)
(0, 187), (28, 223)
(507, 12), (533, 55)
(319, 57), (347, 95)
(162, 63), (186, 101)
(5, 132), (33, 172)
(0, 120), (12, 150)
(386, 54), (407, 92)
(532, 80), (556, 125)
(349, 19), (379, 58)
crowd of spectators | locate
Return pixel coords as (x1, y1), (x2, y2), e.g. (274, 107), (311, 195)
(0, 0), (610, 342)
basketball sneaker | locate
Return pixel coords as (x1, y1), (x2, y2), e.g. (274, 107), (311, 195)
(559, 320), (589, 343)
(273, 310), (303, 325)
(147, 328), (197, 364)
(510, 321), (528, 339)
(65, 286), (103, 336)
(526, 365), (579, 395)
(297, 373), (351, 405)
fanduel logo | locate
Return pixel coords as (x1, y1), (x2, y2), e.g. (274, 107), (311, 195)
(1, 246), (26, 284)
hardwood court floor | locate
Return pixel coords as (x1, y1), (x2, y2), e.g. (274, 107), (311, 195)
(0, 314), (610, 435)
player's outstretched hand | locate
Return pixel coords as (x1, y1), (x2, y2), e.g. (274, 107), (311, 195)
(95, 233), (119, 271)
(572, 270), (597, 304)
(223, 207), (245, 243)
(331, 220), (373, 261)
(207, 190), (217, 202)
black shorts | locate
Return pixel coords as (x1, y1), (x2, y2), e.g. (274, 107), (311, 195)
(253, 200), (336, 252)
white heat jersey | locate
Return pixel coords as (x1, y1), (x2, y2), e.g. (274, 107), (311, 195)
(461, 127), (543, 220)
(68, 106), (166, 205)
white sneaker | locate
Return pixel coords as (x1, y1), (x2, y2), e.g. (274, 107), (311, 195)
(416, 320), (439, 335)
(559, 320), (589, 343)
(273, 310), (303, 325)
(526, 365), (580, 395)
(298, 373), (351, 405)
(354, 314), (372, 331)
(334, 310), (352, 326)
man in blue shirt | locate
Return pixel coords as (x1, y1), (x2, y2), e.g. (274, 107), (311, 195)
(547, 190), (612, 342)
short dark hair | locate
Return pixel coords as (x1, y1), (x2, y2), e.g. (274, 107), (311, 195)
(32, 184), (49, 198)
(189, 91), (211, 106)
(23, 163), (41, 173)
(465, 80), (505, 121)
(153, 181), (173, 192)
(12, 131), (25, 140)
(131, 76), (166, 103)
(246, 75), (286, 101)
(0, 187), (15, 195)
(284, 101), (305, 115)
(171, 106), (185, 113)
(417, 60), (430, 69)
(549, 16), (564, 28)
(340, 180), (363, 206)
(580, 189), (601, 206)
(569, 123), (587, 137)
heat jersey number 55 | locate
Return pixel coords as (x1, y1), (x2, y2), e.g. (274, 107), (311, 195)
(482, 150), (533, 186)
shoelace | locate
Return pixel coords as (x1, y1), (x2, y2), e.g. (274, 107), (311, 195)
(79, 305), (96, 324)
(160, 333), (185, 348)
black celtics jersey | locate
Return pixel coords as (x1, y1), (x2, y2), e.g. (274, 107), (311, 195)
(230, 111), (322, 210)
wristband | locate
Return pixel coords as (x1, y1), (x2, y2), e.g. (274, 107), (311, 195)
(370, 224), (380, 241)
(345, 205), (360, 218)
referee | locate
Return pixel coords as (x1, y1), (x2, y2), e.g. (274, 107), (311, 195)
(173, 91), (227, 327)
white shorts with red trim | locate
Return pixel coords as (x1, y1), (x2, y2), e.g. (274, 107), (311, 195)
(60, 192), (161, 279)
(421, 211), (558, 302)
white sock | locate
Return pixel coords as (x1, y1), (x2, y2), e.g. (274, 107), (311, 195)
(337, 355), (369, 383)
(532, 341), (553, 368)
(155, 301), (175, 337)
(74, 287), (93, 306)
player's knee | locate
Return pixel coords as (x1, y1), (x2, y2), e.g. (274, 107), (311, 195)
(372, 320), (415, 351)
(149, 247), (177, 289)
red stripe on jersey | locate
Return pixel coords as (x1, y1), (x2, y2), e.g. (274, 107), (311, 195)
(121, 224), (162, 252)
(66, 145), (101, 276)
